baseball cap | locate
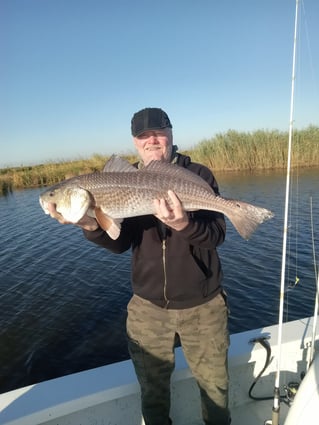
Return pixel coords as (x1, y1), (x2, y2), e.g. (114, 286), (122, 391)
(131, 108), (172, 137)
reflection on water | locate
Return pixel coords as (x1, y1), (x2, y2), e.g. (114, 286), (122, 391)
(0, 167), (318, 393)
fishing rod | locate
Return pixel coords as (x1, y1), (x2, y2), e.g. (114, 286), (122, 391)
(310, 197), (319, 365)
(265, 1), (300, 424)
(310, 271), (319, 364)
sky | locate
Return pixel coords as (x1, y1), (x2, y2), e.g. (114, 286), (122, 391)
(1, 0), (318, 168)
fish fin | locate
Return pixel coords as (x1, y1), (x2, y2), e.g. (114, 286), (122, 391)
(144, 160), (212, 191)
(102, 155), (138, 172)
(220, 198), (274, 240)
(95, 207), (122, 240)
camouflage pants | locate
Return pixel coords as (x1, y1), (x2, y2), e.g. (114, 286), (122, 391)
(127, 294), (230, 425)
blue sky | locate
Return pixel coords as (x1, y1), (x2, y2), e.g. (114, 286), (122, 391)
(1, 0), (318, 168)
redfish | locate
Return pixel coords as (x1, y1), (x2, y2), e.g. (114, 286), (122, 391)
(39, 155), (273, 240)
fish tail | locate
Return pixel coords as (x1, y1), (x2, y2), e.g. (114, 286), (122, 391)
(221, 199), (274, 239)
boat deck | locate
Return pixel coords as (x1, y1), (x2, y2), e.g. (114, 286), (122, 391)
(231, 399), (289, 425)
(0, 317), (317, 425)
(181, 400), (290, 425)
(167, 397), (291, 425)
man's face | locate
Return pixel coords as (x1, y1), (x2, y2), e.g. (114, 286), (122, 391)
(133, 128), (173, 165)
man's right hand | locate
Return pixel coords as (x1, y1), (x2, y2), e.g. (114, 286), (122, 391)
(47, 203), (99, 231)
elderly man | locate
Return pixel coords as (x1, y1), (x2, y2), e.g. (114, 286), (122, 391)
(48, 107), (230, 425)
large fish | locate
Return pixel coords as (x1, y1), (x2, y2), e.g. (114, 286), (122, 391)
(39, 155), (274, 240)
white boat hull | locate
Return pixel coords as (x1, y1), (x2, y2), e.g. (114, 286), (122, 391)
(0, 316), (318, 425)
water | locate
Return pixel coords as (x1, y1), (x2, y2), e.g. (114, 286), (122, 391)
(0, 168), (318, 394)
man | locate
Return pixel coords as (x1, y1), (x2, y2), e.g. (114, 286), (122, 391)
(48, 107), (230, 425)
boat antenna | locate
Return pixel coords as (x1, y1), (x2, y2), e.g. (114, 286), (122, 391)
(266, 1), (300, 424)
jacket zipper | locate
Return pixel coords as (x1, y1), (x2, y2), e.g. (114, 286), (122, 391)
(162, 239), (170, 308)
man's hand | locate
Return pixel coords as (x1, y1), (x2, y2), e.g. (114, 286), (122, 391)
(46, 203), (99, 231)
(154, 190), (189, 232)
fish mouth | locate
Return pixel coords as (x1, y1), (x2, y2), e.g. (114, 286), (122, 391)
(39, 198), (50, 214)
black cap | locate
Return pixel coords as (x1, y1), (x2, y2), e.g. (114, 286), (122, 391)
(131, 108), (172, 137)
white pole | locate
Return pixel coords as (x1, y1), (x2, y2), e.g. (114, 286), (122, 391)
(269, 1), (300, 424)
(310, 271), (319, 363)
(309, 197), (319, 364)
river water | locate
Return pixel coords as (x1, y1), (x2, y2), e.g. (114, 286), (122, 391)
(0, 167), (318, 394)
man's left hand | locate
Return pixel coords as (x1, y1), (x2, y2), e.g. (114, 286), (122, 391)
(154, 190), (189, 232)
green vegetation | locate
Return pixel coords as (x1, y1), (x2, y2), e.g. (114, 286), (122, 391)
(188, 125), (319, 171)
(0, 154), (138, 195)
(1, 126), (318, 195)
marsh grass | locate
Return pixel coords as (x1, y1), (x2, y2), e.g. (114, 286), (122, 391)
(0, 154), (138, 195)
(189, 126), (319, 171)
(1, 126), (318, 194)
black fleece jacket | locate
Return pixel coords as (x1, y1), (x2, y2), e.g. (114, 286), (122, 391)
(83, 153), (226, 309)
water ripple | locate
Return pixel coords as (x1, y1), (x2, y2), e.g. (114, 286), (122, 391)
(0, 169), (318, 392)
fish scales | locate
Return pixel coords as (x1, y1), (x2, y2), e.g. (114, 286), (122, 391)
(39, 156), (274, 240)
(81, 171), (215, 218)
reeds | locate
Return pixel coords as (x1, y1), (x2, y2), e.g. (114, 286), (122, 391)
(189, 126), (319, 171)
(1, 126), (318, 194)
(0, 154), (139, 195)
